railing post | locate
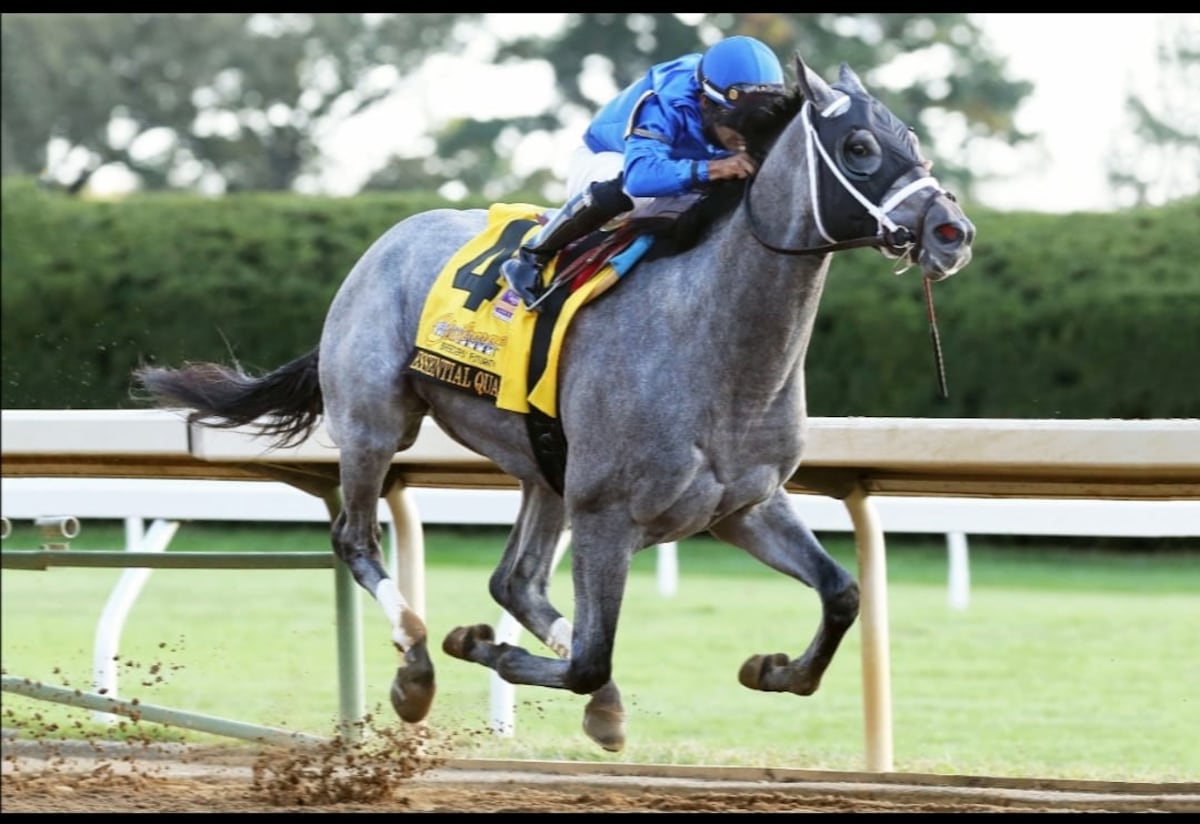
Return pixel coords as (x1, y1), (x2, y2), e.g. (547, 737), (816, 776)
(946, 531), (971, 610)
(383, 484), (425, 619)
(92, 517), (179, 724)
(842, 484), (894, 772)
(322, 488), (365, 742)
(655, 541), (678, 597)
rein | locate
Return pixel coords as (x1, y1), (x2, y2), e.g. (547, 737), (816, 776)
(743, 98), (950, 398)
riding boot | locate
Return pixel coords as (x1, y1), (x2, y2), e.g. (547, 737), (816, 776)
(501, 177), (633, 309)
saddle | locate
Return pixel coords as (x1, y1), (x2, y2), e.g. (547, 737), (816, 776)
(544, 224), (649, 298)
(407, 199), (707, 494)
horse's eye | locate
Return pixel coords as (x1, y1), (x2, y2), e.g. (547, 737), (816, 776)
(838, 129), (882, 178)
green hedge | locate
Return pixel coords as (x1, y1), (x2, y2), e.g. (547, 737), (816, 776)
(803, 198), (1200, 417)
(0, 178), (475, 410)
(3, 176), (1198, 418)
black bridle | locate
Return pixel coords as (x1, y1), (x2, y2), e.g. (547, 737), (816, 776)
(742, 98), (942, 266)
(742, 96), (952, 398)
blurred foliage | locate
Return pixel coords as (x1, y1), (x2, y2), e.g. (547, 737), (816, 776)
(0, 177), (486, 409)
(1106, 15), (1200, 207)
(808, 196), (1200, 417)
(3, 176), (1197, 418)
(2, 13), (1030, 203)
(0, 13), (473, 193)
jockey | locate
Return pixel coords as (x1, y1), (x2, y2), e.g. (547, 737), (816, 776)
(501, 35), (788, 309)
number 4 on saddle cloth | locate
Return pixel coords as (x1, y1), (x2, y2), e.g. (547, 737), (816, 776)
(407, 202), (654, 420)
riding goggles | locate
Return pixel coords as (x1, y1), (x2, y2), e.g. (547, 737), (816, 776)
(699, 77), (787, 109)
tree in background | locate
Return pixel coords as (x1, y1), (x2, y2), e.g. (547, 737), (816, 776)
(369, 12), (1035, 202)
(3, 13), (1028, 201)
(1106, 15), (1200, 208)
(0, 13), (471, 194)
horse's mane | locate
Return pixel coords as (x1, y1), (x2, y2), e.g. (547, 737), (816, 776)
(637, 87), (805, 260)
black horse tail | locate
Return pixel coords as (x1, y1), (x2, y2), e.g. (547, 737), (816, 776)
(132, 347), (323, 449)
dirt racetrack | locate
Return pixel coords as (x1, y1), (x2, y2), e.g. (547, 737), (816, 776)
(3, 734), (1197, 814)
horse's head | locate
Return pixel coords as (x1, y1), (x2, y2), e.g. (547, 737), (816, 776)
(789, 55), (975, 281)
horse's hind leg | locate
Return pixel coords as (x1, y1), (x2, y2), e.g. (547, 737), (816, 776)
(710, 489), (860, 696)
(441, 484), (627, 751)
(334, 437), (435, 724)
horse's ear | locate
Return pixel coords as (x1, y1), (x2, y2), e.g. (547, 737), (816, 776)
(837, 62), (869, 96)
(794, 53), (840, 110)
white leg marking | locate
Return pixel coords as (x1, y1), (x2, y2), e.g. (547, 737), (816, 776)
(374, 580), (416, 648)
(546, 617), (573, 659)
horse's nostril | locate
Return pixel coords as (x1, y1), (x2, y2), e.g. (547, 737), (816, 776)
(934, 222), (963, 244)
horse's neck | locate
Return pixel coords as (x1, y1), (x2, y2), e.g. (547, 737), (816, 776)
(650, 207), (831, 397)
(705, 167), (831, 350)
(594, 128), (833, 393)
(708, 121), (837, 369)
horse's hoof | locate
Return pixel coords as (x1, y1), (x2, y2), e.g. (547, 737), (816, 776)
(582, 706), (626, 753)
(441, 623), (495, 660)
(737, 652), (789, 691)
(390, 640), (436, 723)
(582, 692), (626, 753)
(390, 675), (434, 723)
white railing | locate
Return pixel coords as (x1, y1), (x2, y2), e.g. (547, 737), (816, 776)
(10, 476), (1195, 732)
(3, 409), (1198, 771)
(5, 476), (1198, 608)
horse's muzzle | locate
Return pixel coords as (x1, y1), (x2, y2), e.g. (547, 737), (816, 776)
(916, 194), (975, 281)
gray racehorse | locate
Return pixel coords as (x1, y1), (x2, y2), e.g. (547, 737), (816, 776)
(134, 56), (975, 752)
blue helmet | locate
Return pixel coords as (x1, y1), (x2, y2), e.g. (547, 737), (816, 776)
(696, 35), (786, 109)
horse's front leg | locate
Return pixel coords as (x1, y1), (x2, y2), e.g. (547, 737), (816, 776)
(442, 622), (626, 752)
(333, 451), (435, 724)
(710, 490), (860, 696)
(441, 490), (627, 751)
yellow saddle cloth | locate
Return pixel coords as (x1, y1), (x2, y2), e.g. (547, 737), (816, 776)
(408, 203), (631, 418)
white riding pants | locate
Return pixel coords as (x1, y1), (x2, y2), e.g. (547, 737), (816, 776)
(565, 145), (703, 223)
